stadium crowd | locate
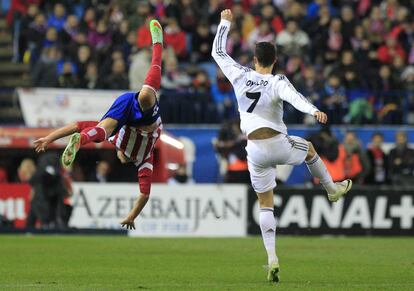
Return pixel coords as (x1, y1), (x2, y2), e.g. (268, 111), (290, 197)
(5, 0), (414, 124)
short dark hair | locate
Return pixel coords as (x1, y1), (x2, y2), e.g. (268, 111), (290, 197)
(254, 42), (276, 68)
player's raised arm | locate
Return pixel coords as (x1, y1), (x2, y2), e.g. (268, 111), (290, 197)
(212, 9), (248, 85)
(275, 75), (327, 124)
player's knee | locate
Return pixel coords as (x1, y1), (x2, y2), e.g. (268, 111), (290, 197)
(306, 141), (316, 160)
(256, 190), (274, 208)
(98, 118), (118, 137)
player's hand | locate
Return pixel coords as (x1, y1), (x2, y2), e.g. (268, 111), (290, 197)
(33, 137), (51, 153)
(120, 217), (135, 230)
(221, 9), (233, 22)
(314, 111), (328, 124)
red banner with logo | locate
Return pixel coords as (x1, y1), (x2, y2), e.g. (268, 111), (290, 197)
(0, 184), (31, 228)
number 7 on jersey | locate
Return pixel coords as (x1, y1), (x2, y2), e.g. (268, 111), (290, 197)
(246, 92), (261, 113)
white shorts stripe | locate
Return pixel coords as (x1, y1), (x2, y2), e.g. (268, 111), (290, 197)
(116, 127), (125, 149)
(135, 133), (149, 162)
(125, 129), (137, 158)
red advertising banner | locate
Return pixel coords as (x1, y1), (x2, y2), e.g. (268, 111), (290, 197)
(0, 184), (31, 228)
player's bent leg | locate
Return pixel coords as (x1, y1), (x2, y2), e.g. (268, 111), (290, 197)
(305, 141), (352, 201)
(305, 141), (317, 161)
(256, 190), (279, 283)
(80, 117), (117, 146)
(96, 118), (118, 140)
(61, 118), (118, 168)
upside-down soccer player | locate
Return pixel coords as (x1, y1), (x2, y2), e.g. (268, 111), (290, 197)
(212, 10), (352, 283)
(33, 20), (164, 230)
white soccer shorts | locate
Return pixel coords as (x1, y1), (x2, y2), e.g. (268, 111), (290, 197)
(246, 134), (309, 193)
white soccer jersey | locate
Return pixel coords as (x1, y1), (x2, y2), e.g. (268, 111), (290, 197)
(212, 20), (319, 136)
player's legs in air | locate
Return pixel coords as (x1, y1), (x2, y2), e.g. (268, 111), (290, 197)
(119, 20), (163, 230)
(61, 19), (163, 168)
(247, 135), (352, 283)
(305, 141), (352, 201)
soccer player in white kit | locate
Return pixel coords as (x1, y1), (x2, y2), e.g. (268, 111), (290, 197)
(212, 9), (352, 283)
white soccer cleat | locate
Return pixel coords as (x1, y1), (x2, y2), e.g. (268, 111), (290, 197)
(267, 261), (280, 283)
(328, 179), (352, 202)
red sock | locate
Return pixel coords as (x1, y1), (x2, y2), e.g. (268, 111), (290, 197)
(76, 121), (99, 132)
(143, 43), (162, 91)
(80, 126), (106, 145)
(138, 167), (152, 195)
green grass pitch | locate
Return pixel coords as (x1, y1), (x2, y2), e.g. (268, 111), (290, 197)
(0, 235), (413, 290)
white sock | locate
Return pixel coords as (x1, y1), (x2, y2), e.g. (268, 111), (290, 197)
(306, 154), (337, 194)
(259, 208), (277, 265)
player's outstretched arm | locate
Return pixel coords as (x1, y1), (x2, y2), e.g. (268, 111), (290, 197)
(275, 76), (327, 124)
(33, 121), (99, 152)
(33, 122), (78, 153)
(120, 194), (149, 230)
(212, 9), (248, 85)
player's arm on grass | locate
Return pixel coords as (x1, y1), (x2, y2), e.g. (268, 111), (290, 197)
(120, 194), (149, 230)
(275, 76), (328, 124)
(33, 121), (99, 152)
(211, 9), (247, 85)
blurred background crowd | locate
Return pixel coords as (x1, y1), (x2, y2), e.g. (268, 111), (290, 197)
(1, 0), (414, 187)
(1, 0), (413, 229)
(4, 0), (414, 125)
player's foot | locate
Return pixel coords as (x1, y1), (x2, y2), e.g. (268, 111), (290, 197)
(328, 179), (352, 202)
(267, 261), (280, 283)
(61, 133), (81, 168)
(149, 19), (163, 45)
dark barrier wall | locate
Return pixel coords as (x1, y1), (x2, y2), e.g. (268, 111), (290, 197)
(248, 187), (414, 236)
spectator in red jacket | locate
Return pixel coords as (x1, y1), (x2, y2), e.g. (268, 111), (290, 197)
(136, 17), (152, 48)
(7, 0), (40, 26)
(377, 37), (406, 64)
(366, 132), (388, 184)
(259, 4), (284, 34)
(164, 17), (188, 60)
